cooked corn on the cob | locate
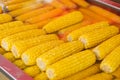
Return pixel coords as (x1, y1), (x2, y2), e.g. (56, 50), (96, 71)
(79, 26), (119, 49)
(43, 11), (83, 33)
(0, 47), (6, 54)
(1, 29), (46, 51)
(112, 67), (120, 78)
(37, 41), (84, 71)
(34, 72), (48, 80)
(11, 34), (58, 58)
(67, 21), (109, 41)
(22, 40), (64, 66)
(24, 65), (40, 77)
(0, 13), (12, 23)
(64, 63), (101, 80)
(93, 34), (120, 60)
(3, 52), (15, 62)
(46, 50), (96, 80)
(100, 45), (120, 73)
(13, 59), (26, 69)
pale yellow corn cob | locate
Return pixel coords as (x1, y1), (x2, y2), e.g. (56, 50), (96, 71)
(0, 21), (24, 31)
(100, 45), (120, 73)
(43, 11), (83, 33)
(93, 34), (120, 60)
(67, 21), (109, 41)
(46, 50), (96, 80)
(0, 14), (12, 23)
(8, 3), (44, 17)
(112, 67), (120, 78)
(22, 40), (64, 66)
(11, 34), (58, 58)
(37, 41), (84, 71)
(7, 0), (36, 11)
(83, 72), (113, 80)
(64, 63), (101, 80)
(3, 52), (15, 62)
(79, 26), (119, 49)
(0, 47), (6, 54)
(1, 29), (46, 51)
(24, 65), (40, 77)
(13, 59), (26, 69)
(34, 72), (48, 80)
(0, 25), (39, 43)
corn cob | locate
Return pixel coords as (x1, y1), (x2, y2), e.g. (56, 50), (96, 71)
(5, 0), (28, 5)
(59, 0), (77, 9)
(112, 67), (120, 78)
(0, 47), (6, 55)
(46, 50), (96, 80)
(0, 21), (24, 31)
(72, 0), (90, 7)
(13, 59), (26, 69)
(34, 72), (48, 80)
(89, 5), (120, 24)
(26, 8), (64, 24)
(114, 78), (120, 80)
(0, 14), (12, 24)
(83, 72), (113, 80)
(1, 29), (46, 51)
(24, 65), (40, 77)
(16, 5), (54, 21)
(7, 0), (36, 11)
(22, 40), (64, 66)
(0, 25), (39, 43)
(43, 11), (83, 33)
(64, 63), (101, 80)
(37, 41), (84, 71)
(3, 52), (15, 62)
(93, 34), (120, 60)
(8, 3), (44, 17)
(67, 21), (109, 41)
(11, 34), (58, 58)
(100, 45), (120, 73)
(79, 26), (119, 49)
(0, 7), (2, 13)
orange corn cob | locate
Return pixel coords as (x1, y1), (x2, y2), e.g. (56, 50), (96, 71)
(59, 0), (77, 9)
(8, 3), (44, 17)
(26, 8), (64, 23)
(72, 0), (90, 7)
(16, 5), (54, 21)
(89, 5), (120, 24)
(5, 0), (28, 5)
(6, 0), (36, 11)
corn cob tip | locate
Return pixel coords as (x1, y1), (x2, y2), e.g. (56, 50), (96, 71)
(11, 45), (19, 58)
(67, 35), (73, 42)
(100, 64), (112, 73)
(92, 47), (101, 60)
(36, 58), (46, 71)
(46, 68), (54, 79)
(1, 40), (8, 51)
(21, 53), (29, 65)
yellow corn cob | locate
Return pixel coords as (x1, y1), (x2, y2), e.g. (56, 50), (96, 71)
(46, 50), (96, 80)
(16, 6), (54, 21)
(0, 13), (12, 23)
(64, 63), (101, 80)
(0, 25), (39, 43)
(114, 78), (120, 80)
(0, 47), (6, 54)
(93, 34), (120, 60)
(11, 34), (58, 58)
(0, 7), (2, 13)
(24, 65), (40, 77)
(37, 41), (84, 71)
(8, 3), (44, 17)
(34, 72), (48, 80)
(3, 52), (15, 62)
(67, 21), (109, 41)
(100, 45), (120, 73)
(83, 72), (113, 80)
(43, 11), (83, 33)
(1, 29), (46, 51)
(112, 67), (120, 78)
(5, 0), (28, 5)
(79, 26), (119, 49)
(0, 21), (24, 31)
(22, 40), (64, 66)
(7, 0), (36, 11)
(13, 59), (26, 69)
